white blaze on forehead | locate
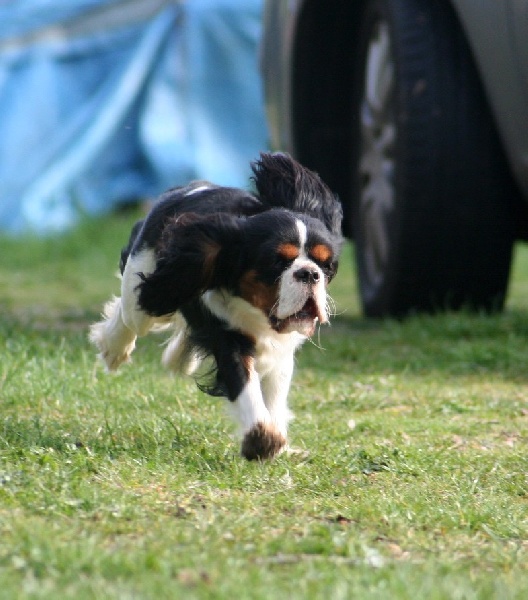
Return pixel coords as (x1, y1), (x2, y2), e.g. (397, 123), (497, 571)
(295, 219), (307, 251)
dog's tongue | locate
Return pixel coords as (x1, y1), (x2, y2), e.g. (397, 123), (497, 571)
(299, 297), (326, 324)
(270, 298), (326, 335)
(296, 297), (317, 319)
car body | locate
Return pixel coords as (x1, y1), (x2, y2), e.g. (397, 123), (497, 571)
(261, 0), (528, 316)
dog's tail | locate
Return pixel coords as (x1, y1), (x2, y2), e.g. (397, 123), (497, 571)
(250, 152), (343, 236)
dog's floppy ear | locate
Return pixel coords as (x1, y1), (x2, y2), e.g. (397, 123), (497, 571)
(251, 152), (343, 237)
(137, 213), (242, 317)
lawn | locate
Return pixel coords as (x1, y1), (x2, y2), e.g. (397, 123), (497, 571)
(1, 212), (527, 599)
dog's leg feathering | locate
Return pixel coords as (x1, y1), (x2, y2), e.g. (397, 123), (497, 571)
(89, 296), (137, 371)
(162, 316), (202, 375)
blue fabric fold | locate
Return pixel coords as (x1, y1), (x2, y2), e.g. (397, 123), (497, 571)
(0, 0), (268, 234)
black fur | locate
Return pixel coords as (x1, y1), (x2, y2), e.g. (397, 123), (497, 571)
(92, 153), (343, 460)
(123, 153), (343, 400)
(130, 154), (343, 318)
(119, 182), (263, 275)
(121, 153), (343, 276)
(137, 213), (244, 316)
(184, 301), (256, 399)
(137, 208), (340, 319)
(250, 152), (343, 236)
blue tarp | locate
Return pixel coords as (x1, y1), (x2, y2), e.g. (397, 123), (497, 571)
(0, 0), (268, 234)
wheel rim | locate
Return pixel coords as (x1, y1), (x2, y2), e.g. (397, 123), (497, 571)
(358, 21), (396, 295)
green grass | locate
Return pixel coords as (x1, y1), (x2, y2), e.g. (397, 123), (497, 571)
(1, 213), (528, 599)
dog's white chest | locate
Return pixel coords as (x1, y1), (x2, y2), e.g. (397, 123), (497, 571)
(254, 333), (304, 379)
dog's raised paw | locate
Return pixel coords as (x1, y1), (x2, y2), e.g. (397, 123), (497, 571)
(98, 349), (133, 372)
(241, 422), (287, 461)
(89, 311), (136, 372)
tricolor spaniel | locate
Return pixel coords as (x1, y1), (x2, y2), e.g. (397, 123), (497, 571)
(90, 153), (342, 460)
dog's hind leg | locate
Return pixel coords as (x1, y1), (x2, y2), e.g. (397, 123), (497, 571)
(89, 296), (137, 371)
(90, 248), (158, 371)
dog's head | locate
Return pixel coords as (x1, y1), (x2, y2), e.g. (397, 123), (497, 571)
(137, 154), (343, 337)
(235, 209), (339, 336)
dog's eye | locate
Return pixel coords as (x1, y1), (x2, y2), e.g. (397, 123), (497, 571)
(324, 260), (338, 282)
(312, 257), (337, 282)
(275, 253), (295, 269)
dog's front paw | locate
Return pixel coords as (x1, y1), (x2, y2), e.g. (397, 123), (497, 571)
(241, 422), (287, 461)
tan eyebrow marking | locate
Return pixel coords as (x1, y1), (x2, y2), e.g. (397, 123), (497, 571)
(277, 243), (300, 260)
(309, 244), (332, 263)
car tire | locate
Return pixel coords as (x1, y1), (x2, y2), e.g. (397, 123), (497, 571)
(351, 0), (516, 317)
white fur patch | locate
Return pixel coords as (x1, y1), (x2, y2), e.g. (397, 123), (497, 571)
(232, 372), (272, 433)
(184, 184), (212, 197)
(259, 351), (295, 437)
(296, 219), (308, 248)
(121, 247), (157, 335)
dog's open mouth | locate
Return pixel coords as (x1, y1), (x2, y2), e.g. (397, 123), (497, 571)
(270, 298), (321, 335)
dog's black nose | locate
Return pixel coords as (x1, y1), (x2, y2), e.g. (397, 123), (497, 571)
(294, 267), (320, 284)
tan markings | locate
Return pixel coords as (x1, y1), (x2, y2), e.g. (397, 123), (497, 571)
(241, 355), (255, 379)
(309, 244), (332, 263)
(277, 243), (300, 260)
(239, 270), (278, 313)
